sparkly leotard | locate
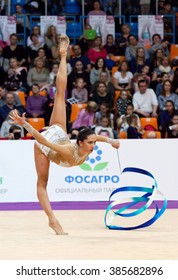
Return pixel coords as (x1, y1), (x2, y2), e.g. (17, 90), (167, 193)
(36, 125), (88, 167)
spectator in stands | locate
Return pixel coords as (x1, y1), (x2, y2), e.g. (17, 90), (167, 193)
(152, 56), (174, 85)
(133, 65), (151, 92)
(4, 57), (28, 93)
(167, 113), (178, 138)
(71, 101), (98, 129)
(87, 36), (107, 65)
(94, 102), (115, 130)
(49, 62), (59, 85)
(0, 91), (25, 127)
(159, 1), (175, 35)
(26, 83), (48, 120)
(117, 103), (141, 132)
(140, 0), (151, 14)
(116, 90), (132, 117)
(13, 4), (30, 35)
(69, 44), (91, 72)
(89, 70), (115, 100)
(44, 25), (58, 59)
(31, 47), (50, 69)
(127, 114), (145, 139)
(149, 34), (169, 63)
(92, 81), (114, 108)
(158, 0), (165, 13)
(27, 57), (50, 93)
(95, 116), (114, 138)
(27, 34), (45, 64)
(71, 77), (88, 104)
(67, 60), (90, 98)
(103, 34), (117, 57)
(159, 100), (178, 137)
(159, 1), (174, 15)
(133, 79), (158, 117)
(3, 33), (28, 67)
(113, 60), (133, 91)
(116, 24), (131, 56)
(155, 72), (169, 97)
(90, 57), (110, 85)
(129, 46), (150, 74)
(27, 25), (44, 47)
(0, 85), (23, 107)
(150, 47), (164, 73)
(7, 125), (23, 140)
(0, 110), (24, 138)
(158, 80), (178, 111)
(87, 0), (106, 18)
(125, 34), (149, 62)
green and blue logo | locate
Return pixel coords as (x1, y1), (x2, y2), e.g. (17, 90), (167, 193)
(80, 145), (108, 171)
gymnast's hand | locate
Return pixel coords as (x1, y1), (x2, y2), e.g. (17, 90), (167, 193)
(111, 140), (120, 149)
(9, 109), (26, 126)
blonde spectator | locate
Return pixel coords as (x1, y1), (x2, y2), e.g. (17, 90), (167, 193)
(27, 57), (50, 92)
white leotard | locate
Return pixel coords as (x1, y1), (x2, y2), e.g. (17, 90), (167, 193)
(36, 125), (88, 167)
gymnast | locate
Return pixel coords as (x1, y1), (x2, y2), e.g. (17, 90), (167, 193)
(10, 35), (120, 235)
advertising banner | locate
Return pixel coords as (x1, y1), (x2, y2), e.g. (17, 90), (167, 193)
(40, 16), (66, 37)
(138, 15), (164, 45)
(89, 15), (115, 44)
(0, 16), (16, 43)
(0, 140), (178, 202)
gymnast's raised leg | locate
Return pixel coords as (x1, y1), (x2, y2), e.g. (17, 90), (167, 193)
(34, 35), (69, 235)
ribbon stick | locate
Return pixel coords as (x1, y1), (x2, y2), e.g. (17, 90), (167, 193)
(104, 167), (167, 230)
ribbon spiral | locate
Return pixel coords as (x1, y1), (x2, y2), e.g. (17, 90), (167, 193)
(104, 167), (167, 230)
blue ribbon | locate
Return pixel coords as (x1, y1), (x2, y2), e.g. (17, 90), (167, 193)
(104, 167), (167, 230)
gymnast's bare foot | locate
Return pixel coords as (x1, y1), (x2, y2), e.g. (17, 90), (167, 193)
(59, 34), (70, 56)
(49, 219), (68, 235)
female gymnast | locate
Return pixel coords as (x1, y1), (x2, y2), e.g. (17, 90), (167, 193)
(10, 35), (120, 235)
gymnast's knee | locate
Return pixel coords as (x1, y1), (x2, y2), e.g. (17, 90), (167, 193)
(37, 176), (48, 190)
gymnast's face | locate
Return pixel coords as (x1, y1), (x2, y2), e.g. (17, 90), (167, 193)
(79, 134), (97, 154)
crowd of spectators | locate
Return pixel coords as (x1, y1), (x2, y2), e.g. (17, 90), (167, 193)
(0, 0), (178, 140)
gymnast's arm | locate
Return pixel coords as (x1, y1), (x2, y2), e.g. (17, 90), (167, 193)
(96, 135), (120, 149)
(9, 110), (72, 157)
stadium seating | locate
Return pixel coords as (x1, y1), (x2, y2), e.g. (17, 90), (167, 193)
(27, 117), (45, 131)
(11, 0), (26, 14)
(170, 44), (178, 62)
(17, 91), (26, 107)
(140, 117), (158, 131)
(119, 131), (127, 139)
(70, 103), (87, 123)
(65, 0), (80, 14)
(66, 22), (82, 39)
(113, 91), (120, 110)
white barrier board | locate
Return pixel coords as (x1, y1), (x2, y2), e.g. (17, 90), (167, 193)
(0, 140), (178, 202)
